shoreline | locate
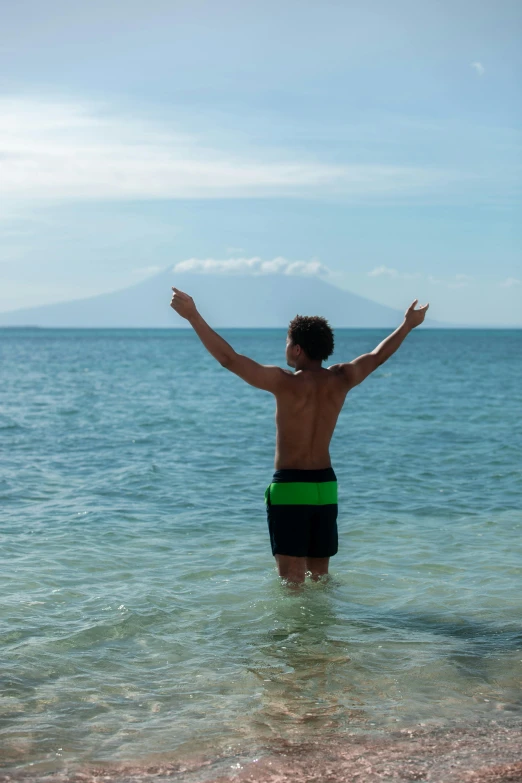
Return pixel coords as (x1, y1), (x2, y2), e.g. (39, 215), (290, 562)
(2, 716), (521, 783)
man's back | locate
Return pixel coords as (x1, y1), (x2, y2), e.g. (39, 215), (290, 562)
(274, 367), (348, 470)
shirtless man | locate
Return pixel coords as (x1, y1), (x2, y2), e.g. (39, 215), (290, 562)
(170, 287), (429, 584)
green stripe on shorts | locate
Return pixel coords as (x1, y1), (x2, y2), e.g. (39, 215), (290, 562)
(266, 481), (337, 506)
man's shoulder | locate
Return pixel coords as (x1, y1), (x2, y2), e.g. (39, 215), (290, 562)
(326, 363), (343, 375)
(326, 363), (350, 377)
(326, 363), (356, 387)
(276, 367), (296, 385)
(270, 366), (294, 386)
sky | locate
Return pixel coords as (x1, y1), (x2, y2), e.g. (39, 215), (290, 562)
(1, 0), (521, 325)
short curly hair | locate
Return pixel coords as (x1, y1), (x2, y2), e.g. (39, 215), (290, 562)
(287, 315), (334, 362)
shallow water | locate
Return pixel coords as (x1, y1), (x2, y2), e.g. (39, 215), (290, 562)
(1, 328), (521, 776)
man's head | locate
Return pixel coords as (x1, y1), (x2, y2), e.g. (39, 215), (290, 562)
(286, 315), (335, 368)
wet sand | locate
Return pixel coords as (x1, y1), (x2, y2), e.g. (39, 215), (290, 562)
(2, 717), (521, 783)
(209, 720), (522, 783)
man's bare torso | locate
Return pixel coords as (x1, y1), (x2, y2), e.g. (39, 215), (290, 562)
(274, 366), (348, 470)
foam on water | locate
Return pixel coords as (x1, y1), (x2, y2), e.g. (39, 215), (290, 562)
(1, 328), (521, 778)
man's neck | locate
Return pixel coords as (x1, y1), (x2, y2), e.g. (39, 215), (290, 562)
(295, 363), (323, 372)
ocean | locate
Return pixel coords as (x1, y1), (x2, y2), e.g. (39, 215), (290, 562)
(1, 327), (521, 782)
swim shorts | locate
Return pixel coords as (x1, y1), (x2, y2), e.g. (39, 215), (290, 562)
(264, 467), (338, 558)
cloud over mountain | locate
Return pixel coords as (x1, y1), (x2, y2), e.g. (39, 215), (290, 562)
(172, 257), (331, 277)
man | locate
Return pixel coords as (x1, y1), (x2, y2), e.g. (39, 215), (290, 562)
(170, 287), (429, 584)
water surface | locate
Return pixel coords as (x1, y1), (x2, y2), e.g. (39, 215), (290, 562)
(1, 328), (521, 777)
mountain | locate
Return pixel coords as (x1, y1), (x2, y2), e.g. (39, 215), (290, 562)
(0, 267), (442, 328)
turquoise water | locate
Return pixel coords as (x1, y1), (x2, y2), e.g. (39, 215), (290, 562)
(1, 328), (521, 776)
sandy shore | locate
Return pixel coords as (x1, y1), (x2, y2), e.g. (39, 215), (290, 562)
(2, 718), (521, 783)
(208, 720), (522, 783)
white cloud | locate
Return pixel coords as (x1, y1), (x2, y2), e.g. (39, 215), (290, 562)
(499, 277), (521, 287)
(471, 62), (485, 76)
(172, 257), (332, 277)
(0, 97), (458, 203)
(283, 260), (328, 276)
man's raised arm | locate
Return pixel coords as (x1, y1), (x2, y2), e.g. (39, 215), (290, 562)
(333, 299), (429, 389)
(170, 287), (288, 394)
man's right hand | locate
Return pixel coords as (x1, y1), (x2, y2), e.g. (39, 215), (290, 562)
(404, 299), (429, 329)
(170, 287), (198, 321)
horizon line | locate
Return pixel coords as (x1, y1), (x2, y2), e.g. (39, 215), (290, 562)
(1, 325), (521, 331)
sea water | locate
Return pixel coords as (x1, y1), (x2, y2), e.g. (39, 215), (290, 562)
(1, 328), (521, 778)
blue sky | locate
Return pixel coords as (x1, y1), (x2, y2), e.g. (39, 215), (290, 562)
(1, 0), (521, 324)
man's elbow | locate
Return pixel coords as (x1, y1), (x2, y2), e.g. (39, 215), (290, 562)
(220, 351), (237, 369)
(370, 350), (385, 368)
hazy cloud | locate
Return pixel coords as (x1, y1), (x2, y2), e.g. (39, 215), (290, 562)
(0, 97), (458, 203)
(428, 274), (473, 288)
(471, 61), (485, 76)
(172, 257), (332, 277)
(131, 266), (163, 279)
(369, 270), (475, 288)
(499, 277), (520, 287)
(368, 266), (420, 280)
(447, 273), (473, 288)
(369, 265), (399, 278)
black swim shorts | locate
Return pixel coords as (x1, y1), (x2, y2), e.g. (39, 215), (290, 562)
(264, 467), (338, 558)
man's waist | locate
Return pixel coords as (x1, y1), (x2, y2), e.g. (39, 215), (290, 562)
(271, 466), (337, 483)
